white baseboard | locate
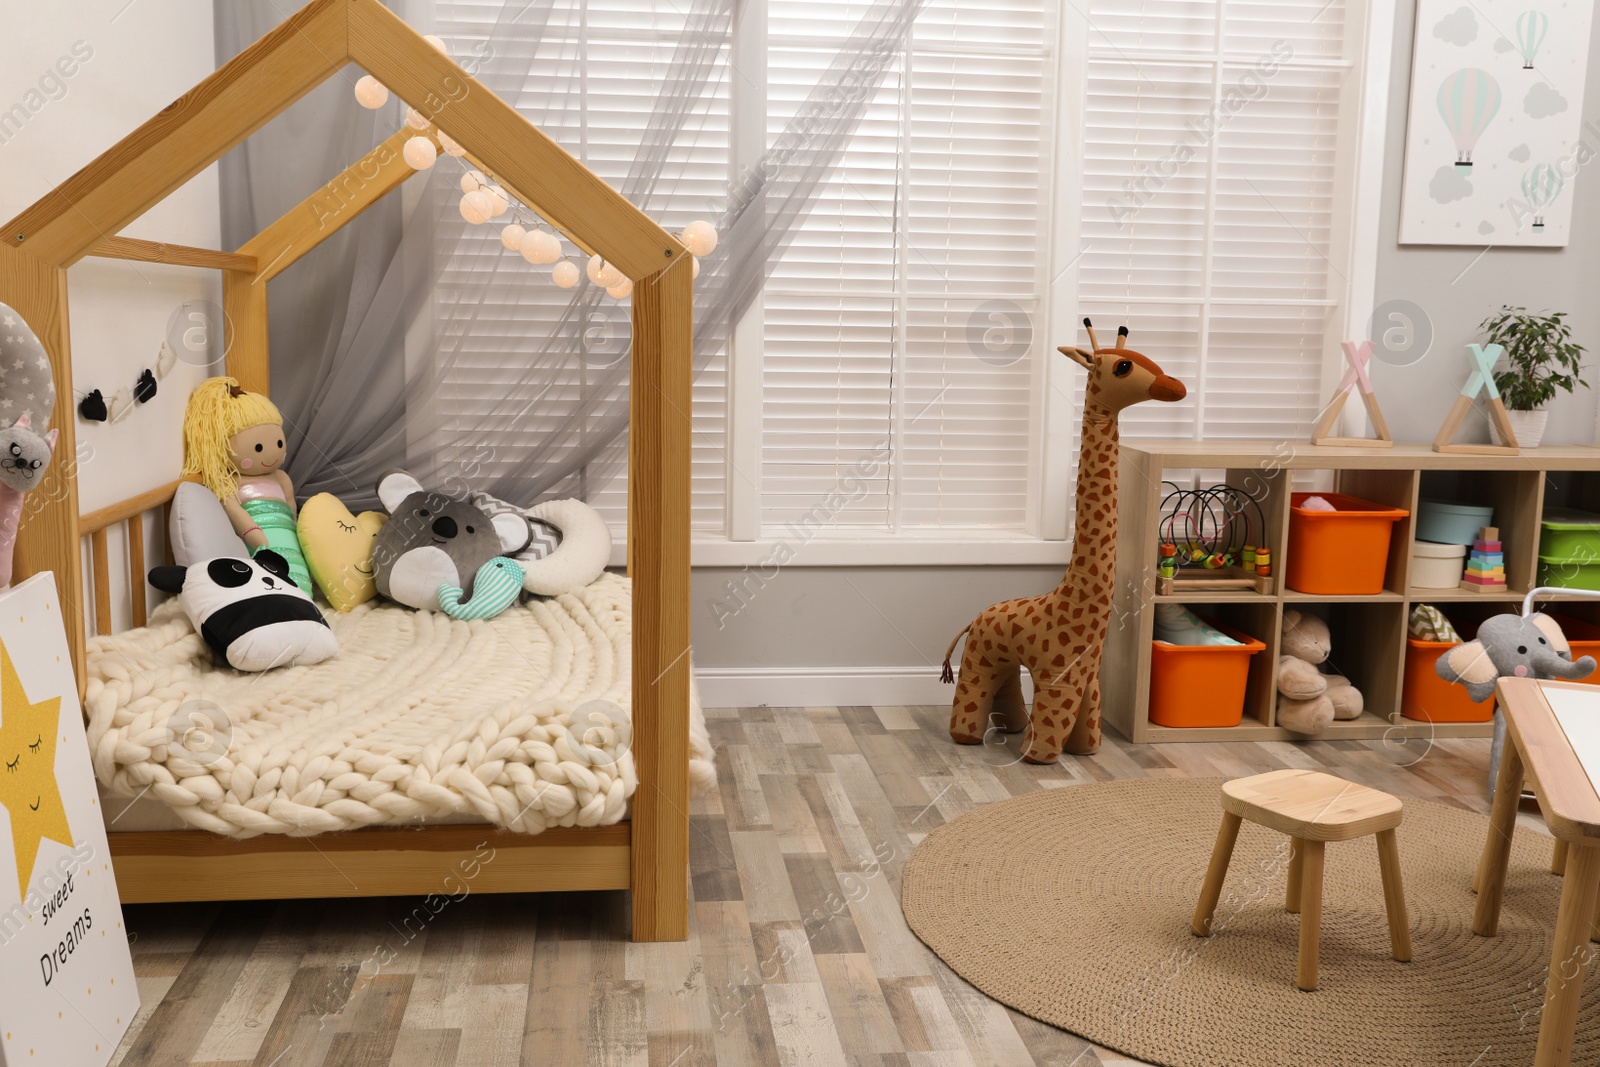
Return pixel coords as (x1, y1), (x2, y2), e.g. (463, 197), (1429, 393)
(694, 665), (1035, 709)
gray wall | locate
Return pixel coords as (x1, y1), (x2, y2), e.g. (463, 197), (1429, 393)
(690, 565), (1064, 669)
(1372, 5), (1600, 445)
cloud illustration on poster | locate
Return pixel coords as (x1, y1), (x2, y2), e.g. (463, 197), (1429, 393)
(1509, 143), (1531, 162)
(1525, 83), (1568, 118)
(1479, 220), (1495, 234)
(1433, 6), (1478, 44)
(1429, 164), (1474, 203)
(1493, 36), (1514, 53)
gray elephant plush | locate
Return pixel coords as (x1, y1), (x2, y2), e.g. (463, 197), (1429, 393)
(370, 470), (532, 612)
(1435, 612), (1597, 796)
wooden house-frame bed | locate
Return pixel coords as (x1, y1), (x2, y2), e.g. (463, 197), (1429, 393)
(0, 0), (692, 941)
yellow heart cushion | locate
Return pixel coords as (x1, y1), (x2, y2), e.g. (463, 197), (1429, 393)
(298, 493), (387, 611)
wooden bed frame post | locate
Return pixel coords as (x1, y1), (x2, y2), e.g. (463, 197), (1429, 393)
(0, 245), (85, 685)
(223, 269), (271, 394)
(629, 258), (693, 941)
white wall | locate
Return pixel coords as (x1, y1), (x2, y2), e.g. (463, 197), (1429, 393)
(0, 0), (221, 516)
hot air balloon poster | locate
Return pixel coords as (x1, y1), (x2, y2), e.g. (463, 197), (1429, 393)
(1398, 0), (1593, 246)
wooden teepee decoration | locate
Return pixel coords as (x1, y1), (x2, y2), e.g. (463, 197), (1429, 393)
(1310, 341), (1392, 448)
(1432, 343), (1520, 455)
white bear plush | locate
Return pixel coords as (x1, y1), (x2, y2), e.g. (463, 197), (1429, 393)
(148, 552), (338, 672)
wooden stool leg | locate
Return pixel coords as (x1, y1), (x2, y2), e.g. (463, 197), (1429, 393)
(1535, 844), (1600, 1067)
(1297, 839), (1326, 992)
(1474, 739), (1525, 937)
(1192, 812), (1243, 937)
(1554, 838), (1569, 875)
(1376, 829), (1412, 962)
(1286, 837), (1303, 913)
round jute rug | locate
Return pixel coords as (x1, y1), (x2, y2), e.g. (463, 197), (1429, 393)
(901, 777), (1600, 1067)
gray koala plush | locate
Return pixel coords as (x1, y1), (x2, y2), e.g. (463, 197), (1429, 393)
(370, 470), (532, 612)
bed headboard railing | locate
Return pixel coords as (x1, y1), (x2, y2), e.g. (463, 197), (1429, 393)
(78, 479), (181, 638)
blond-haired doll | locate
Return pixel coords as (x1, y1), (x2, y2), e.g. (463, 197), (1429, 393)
(182, 377), (312, 594)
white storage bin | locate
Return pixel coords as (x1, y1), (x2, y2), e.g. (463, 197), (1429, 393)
(1411, 540), (1468, 588)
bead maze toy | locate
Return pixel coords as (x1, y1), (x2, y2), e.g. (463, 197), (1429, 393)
(1154, 483), (1274, 595)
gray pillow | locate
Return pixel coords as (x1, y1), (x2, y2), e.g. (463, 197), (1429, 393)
(168, 481), (249, 566)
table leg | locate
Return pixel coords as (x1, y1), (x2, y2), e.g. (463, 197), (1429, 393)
(1474, 738), (1526, 937)
(1286, 837), (1302, 914)
(1376, 828), (1412, 962)
(1535, 844), (1600, 1067)
(1297, 839), (1326, 992)
(1192, 812), (1242, 937)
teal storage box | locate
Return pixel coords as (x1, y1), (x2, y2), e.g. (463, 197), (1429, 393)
(1415, 499), (1494, 545)
(1541, 507), (1600, 563)
(1537, 556), (1600, 591)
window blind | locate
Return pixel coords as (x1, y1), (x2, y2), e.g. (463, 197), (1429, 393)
(432, 0), (730, 532)
(760, 0), (1053, 535)
(1079, 0), (1350, 445)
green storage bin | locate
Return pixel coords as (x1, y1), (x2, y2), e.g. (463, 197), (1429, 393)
(1541, 508), (1600, 563)
(1538, 555), (1600, 591)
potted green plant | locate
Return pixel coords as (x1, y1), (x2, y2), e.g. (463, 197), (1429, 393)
(1482, 305), (1587, 448)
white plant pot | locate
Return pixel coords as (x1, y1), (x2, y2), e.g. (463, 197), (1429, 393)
(1491, 407), (1548, 448)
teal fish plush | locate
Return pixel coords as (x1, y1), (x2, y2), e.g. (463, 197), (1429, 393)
(438, 556), (525, 620)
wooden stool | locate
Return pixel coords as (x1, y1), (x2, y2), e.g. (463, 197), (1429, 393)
(1191, 769), (1412, 991)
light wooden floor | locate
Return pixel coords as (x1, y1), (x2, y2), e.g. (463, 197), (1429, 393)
(109, 705), (1505, 1067)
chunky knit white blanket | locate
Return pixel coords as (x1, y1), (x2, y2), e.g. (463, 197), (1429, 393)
(84, 573), (714, 838)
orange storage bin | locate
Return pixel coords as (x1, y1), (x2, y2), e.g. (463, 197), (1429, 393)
(1402, 636), (1494, 722)
(1286, 492), (1408, 595)
(1148, 621), (1267, 728)
(1545, 614), (1600, 685)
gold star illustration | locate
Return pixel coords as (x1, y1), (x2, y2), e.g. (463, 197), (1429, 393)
(0, 639), (70, 899)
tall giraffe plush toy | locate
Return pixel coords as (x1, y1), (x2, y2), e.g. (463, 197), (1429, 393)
(943, 319), (1186, 763)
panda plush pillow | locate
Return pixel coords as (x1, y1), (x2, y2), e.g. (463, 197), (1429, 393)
(149, 552), (338, 672)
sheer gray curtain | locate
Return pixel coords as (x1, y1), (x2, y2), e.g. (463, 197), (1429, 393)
(216, 0), (924, 511)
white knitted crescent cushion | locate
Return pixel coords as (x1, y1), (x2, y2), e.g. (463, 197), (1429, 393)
(83, 572), (714, 838)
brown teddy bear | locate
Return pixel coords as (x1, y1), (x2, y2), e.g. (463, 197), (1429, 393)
(1276, 609), (1364, 734)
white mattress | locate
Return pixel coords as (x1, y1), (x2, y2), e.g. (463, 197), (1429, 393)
(84, 573), (713, 837)
(95, 779), (494, 833)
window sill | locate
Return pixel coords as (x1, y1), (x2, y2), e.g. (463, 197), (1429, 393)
(608, 537), (1073, 568)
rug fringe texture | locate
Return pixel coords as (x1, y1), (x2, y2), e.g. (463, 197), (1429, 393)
(85, 573), (714, 838)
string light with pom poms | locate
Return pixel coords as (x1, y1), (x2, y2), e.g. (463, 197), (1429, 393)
(519, 229), (562, 265)
(551, 260), (579, 288)
(353, 75), (389, 109)
(679, 220), (718, 257)
(402, 136), (437, 170)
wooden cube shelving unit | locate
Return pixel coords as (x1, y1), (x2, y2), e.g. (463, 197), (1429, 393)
(1104, 441), (1600, 744)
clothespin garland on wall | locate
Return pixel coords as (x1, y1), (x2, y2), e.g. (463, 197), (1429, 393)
(1310, 340), (1393, 448)
(77, 341), (179, 423)
(1432, 343), (1520, 455)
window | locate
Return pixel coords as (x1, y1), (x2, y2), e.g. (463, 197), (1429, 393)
(431, 0), (731, 531)
(759, 0), (1054, 536)
(428, 0), (1373, 558)
(1075, 0), (1357, 445)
